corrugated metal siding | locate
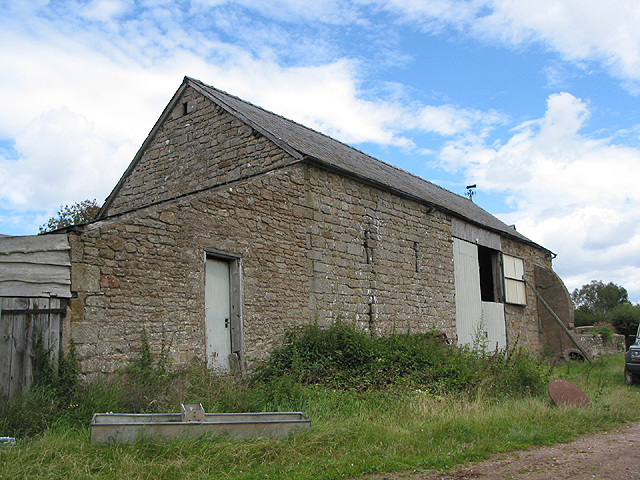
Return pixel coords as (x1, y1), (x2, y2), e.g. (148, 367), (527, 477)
(453, 238), (483, 346)
(454, 238), (507, 349)
(0, 234), (71, 298)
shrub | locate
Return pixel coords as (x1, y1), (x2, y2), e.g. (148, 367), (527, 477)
(0, 322), (552, 439)
(253, 322), (550, 398)
(610, 303), (640, 339)
(591, 322), (615, 343)
(0, 336), (81, 438)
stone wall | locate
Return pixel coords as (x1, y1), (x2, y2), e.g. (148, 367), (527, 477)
(66, 84), (565, 377)
(69, 160), (557, 377)
(69, 161), (460, 377)
(69, 165), (310, 378)
(574, 327), (625, 359)
(501, 237), (553, 352)
(304, 166), (457, 340)
(107, 87), (296, 216)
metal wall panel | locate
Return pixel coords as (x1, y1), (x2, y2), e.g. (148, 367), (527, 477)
(454, 238), (507, 349)
(453, 238), (483, 346)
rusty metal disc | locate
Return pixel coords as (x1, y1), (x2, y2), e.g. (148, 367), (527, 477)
(548, 379), (591, 407)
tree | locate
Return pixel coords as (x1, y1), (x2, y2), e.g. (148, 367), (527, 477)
(571, 280), (629, 327)
(39, 199), (101, 233)
(609, 303), (640, 340)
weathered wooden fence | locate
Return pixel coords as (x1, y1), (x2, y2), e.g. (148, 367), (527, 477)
(0, 297), (66, 399)
(0, 233), (71, 399)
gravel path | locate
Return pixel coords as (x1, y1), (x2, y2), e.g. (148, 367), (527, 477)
(362, 422), (640, 480)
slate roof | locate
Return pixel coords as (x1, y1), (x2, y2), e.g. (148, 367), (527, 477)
(101, 76), (543, 250)
(188, 78), (541, 249)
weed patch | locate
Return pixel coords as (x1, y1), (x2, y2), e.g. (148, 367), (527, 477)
(1, 325), (638, 480)
(0, 351), (639, 479)
(253, 322), (551, 398)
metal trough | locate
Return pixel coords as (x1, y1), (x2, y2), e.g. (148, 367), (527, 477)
(90, 403), (311, 444)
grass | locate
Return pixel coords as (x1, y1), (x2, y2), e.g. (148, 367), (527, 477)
(0, 328), (638, 479)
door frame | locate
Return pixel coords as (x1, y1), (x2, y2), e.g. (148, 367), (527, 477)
(204, 249), (243, 371)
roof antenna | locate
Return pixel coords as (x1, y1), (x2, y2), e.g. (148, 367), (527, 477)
(465, 184), (476, 202)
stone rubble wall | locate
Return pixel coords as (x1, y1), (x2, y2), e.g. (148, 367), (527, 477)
(69, 165), (309, 379)
(67, 85), (557, 378)
(574, 327), (626, 358)
(501, 238), (552, 352)
(304, 166), (457, 340)
(107, 87), (295, 216)
(68, 161), (553, 377)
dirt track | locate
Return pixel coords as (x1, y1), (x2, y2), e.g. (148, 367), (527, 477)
(363, 422), (640, 480)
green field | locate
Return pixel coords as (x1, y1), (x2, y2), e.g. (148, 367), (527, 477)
(0, 326), (637, 480)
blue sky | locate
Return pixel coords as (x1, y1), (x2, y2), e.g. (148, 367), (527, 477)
(2, 0), (640, 301)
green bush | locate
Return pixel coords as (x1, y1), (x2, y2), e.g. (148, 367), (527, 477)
(610, 303), (640, 339)
(253, 322), (550, 398)
(591, 321), (616, 342)
(0, 334), (83, 438)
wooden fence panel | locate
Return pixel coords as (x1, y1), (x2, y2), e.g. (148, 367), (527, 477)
(9, 298), (28, 399)
(0, 299), (12, 397)
(0, 297), (65, 399)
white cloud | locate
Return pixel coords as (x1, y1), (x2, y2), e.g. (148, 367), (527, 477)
(478, 0), (640, 85)
(0, 108), (137, 210)
(0, 0), (499, 229)
(190, 0), (362, 25)
(441, 91), (640, 297)
(12, 0), (640, 94)
(2, 0), (639, 305)
(378, 0), (640, 89)
(81, 0), (132, 22)
(221, 60), (491, 147)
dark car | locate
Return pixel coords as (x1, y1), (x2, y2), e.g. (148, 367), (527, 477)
(625, 324), (640, 385)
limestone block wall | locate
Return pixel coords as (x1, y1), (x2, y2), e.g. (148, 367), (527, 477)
(107, 87), (296, 216)
(68, 161), (463, 377)
(304, 167), (457, 340)
(69, 119), (561, 378)
(69, 161), (562, 377)
(69, 165), (310, 378)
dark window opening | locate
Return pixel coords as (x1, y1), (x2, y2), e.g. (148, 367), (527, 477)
(478, 245), (502, 303)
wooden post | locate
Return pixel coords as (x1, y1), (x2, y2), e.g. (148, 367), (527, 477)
(524, 277), (592, 363)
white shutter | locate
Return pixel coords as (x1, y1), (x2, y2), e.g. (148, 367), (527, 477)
(503, 255), (526, 305)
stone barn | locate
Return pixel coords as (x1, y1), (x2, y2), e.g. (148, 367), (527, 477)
(26, 76), (574, 378)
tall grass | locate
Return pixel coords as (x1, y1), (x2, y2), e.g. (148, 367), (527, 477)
(0, 324), (638, 480)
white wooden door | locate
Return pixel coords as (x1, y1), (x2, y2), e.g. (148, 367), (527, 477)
(205, 258), (232, 371)
(453, 238), (483, 347)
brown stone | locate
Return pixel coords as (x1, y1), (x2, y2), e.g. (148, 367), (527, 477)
(100, 275), (120, 289)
